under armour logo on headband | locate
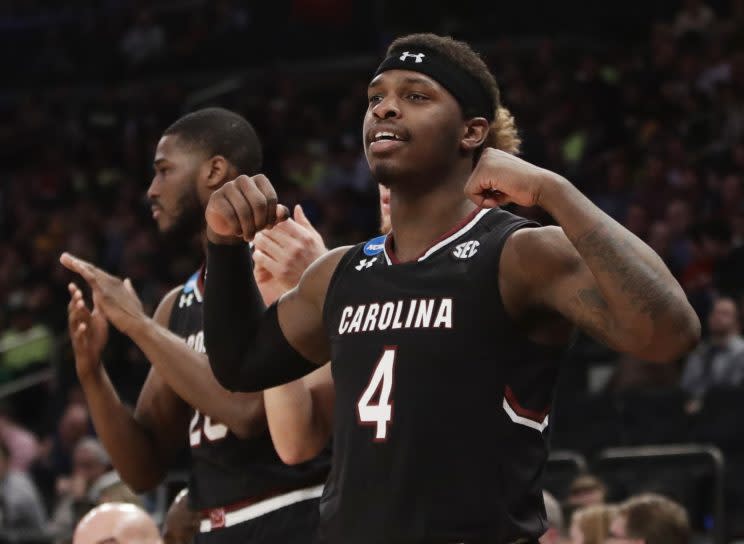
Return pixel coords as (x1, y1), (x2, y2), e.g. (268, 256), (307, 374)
(399, 51), (425, 63)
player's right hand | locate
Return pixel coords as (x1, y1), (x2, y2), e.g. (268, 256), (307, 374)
(67, 281), (108, 382)
(205, 174), (289, 243)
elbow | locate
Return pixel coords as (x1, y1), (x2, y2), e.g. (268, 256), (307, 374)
(637, 310), (701, 363)
(277, 444), (318, 466)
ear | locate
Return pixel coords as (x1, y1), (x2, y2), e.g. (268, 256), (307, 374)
(204, 155), (232, 190)
(460, 117), (490, 152)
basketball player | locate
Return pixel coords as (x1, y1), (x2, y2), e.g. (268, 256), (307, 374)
(62, 108), (330, 543)
(199, 34), (701, 543)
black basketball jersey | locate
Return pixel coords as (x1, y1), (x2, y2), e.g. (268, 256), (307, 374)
(320, 207), (563, 544)
(169, 268), (330, 511)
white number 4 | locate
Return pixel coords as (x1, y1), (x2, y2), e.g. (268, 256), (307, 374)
(357, 347), (396, 441)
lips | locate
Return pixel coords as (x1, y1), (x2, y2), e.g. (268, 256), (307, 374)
(367, 125), (409, 155)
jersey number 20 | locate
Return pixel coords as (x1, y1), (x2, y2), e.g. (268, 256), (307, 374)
(357, 347), (396, 441)
(189, 411), (228, 447)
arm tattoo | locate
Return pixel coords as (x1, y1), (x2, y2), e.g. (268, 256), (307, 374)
(574, 225), (676, 321)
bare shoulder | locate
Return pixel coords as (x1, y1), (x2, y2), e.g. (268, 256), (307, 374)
(153, 285), (184, 327)
(502, 225), (581, 279)
(291, 246), (353, 306)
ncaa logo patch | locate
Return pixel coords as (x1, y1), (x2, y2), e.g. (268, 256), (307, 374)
(363, 235), (387, 256)
(452, 240), (480, 260)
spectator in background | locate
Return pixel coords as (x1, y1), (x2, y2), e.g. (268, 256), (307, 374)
(539, 490), (565, 544)
(73, 503), (161, 544)
(681, 296), (744, 403)
(566, 475), (607, 511)
(120, 11), (166, 67)
(0, 440), (46, 532)
(50, 438), (111, 540)
(0, 291), (54, 380)
(0, 406), (39, 471)
(674, 0), (716, 36)
(568, 504), (616, 544)
(607, 494), (689, 544)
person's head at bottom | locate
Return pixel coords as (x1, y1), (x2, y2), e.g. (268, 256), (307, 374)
(73, 502), (162, 544)
(608, 494), (690, 544)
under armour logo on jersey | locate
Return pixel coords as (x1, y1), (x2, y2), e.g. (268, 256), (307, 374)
(179, 293), (194, 308)
(399, 51), (425, 63)
(355, 257), (377, 271)
(452, 240), (480, 260)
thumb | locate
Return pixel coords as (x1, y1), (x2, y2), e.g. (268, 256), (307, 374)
(123, 278), (137, 296)
(293, 204), (312, 228)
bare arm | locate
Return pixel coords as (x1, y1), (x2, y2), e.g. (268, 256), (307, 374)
(475, 149), (700, 361)
(127, 287), (265, 439)
(69, 286), (189, 492)
(264, 364), (334, 465)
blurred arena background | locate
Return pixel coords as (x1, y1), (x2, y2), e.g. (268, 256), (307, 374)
(1, 0), (743, 542)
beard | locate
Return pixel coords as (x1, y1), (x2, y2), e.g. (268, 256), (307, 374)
(159, 185), (204, 245)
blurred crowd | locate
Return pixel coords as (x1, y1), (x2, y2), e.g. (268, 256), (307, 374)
(1, 0), (744, 541)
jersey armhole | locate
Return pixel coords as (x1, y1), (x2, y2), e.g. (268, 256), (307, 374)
(489, 220), (571, 357)
(321, 244), (363, 331)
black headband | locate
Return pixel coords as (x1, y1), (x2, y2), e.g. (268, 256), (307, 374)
(373, 48), (494, 122)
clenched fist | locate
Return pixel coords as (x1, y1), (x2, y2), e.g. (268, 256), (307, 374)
(464, 148), (563, 209)
(205, 174), (289, 243)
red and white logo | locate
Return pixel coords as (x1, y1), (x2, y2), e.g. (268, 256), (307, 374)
(209, 508), (226, 529)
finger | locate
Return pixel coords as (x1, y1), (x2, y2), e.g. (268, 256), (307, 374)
(252, 174), (278, 227)
(224, 180), (258, 241)
(253, 232), (284, 260)
(260, 221), (299, 248)
(252, 249), (282, 277)
(276, 204), (290, 223)
(60, 253), (102, 290)
(293, 204), (314, 229)
(205, 192), (242, 238)
(123, 278), (137, 297)
(236, 176), (269, 237)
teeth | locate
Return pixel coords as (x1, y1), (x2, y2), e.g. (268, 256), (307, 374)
(374, 131), (398, 141)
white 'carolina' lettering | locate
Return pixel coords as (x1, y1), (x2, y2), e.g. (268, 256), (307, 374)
(338, 298), (453, 335)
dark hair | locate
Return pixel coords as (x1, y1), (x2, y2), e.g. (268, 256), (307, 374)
(386, 33), (520, 154)
(163, 107), (263, 175)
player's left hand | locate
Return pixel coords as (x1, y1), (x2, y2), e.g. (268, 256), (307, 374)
(59, 253), (145, 336)
(464, 147), (560, 209)
(253, 204), (328, 293)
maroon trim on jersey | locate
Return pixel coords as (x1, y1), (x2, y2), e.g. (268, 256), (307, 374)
(384, 206), (483, 264)
(503, 385), (551, 423)
(198, 485), (303, 521)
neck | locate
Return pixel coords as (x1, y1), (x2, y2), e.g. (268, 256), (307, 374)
(387, 162), (476, 262)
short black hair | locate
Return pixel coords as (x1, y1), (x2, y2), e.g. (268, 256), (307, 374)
(163, 107), (263, 175)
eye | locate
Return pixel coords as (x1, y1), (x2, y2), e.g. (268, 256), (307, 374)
(407, 93), (428, 102)
(368, 94), (383, 105)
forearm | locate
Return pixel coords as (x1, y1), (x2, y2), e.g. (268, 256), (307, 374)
(128, 318), (266, 439)
(78, 368), (165, 491)
(540, 176), (699, 357)
(204, 242), (318, 391)
(264, 380), (328, 465)
(204, 242), (264, 387)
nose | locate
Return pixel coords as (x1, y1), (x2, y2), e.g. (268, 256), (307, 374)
(146, 176), (160, 201)
(372, 96), (401, 120)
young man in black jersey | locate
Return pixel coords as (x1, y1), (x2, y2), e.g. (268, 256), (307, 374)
(61, 108), (330, 543)
(199, 33), (700, 543)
